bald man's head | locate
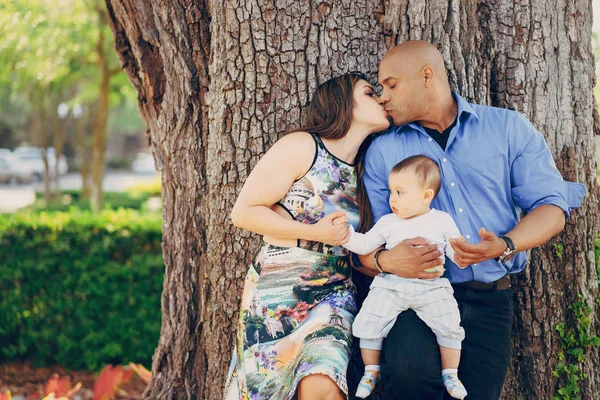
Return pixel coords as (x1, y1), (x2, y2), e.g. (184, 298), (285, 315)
(381, 41), (447, 80)
(378, 40), (450, 126)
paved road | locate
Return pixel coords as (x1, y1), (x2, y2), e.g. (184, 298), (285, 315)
(0, 171), (160, 213)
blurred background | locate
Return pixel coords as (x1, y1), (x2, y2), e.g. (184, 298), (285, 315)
(0, 1), (598, 400)
(0, 1), (160, 399)
(0, 0), (159, 214)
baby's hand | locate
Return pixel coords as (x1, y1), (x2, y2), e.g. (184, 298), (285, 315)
(331, 214), (348, 226)
(314, 211), (350, 246)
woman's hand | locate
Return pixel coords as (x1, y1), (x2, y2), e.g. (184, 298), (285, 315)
(312, 210), (350, 246)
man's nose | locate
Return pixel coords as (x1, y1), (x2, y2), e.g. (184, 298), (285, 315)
(379, 92), (390, 104)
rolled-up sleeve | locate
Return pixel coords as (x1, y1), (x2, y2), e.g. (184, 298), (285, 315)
(363, 140), (392, 223)
(509, 113), (586, 218)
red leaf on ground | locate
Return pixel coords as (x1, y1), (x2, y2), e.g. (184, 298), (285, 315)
(44, 374), (72, 397)
(93, 365), (130, 400)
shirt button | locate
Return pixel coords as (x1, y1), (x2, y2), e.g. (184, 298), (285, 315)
(442, 158), (448, 162)
(428, 138), (433, 142)
(466, 234), (471, 239)
(458, 208), (463, 213)
(450, 182), (455, 187)
(473, 263), (478, 267)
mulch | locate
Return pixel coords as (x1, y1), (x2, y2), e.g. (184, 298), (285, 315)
(0, 362), (147, 399)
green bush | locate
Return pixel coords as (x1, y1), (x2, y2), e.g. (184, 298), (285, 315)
(106, 158), (131, 170)
(126, 177), (161, 197)
(30, 190), (159, 212)
(0, 209), (163, 371)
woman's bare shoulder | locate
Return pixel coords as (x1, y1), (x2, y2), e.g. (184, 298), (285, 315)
(269, 131), (316, 157)
(265, 131), (317, 179)
(275, 131), (314, 147)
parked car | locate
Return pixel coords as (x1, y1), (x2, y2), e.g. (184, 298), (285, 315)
(131, 152), (156, 174)
(12, 147), (68, 180)
(0, 148), (12, 158)
(0, 152), (34, 184)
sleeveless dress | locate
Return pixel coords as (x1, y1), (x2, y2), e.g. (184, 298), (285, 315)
(225, 134), (360, 400)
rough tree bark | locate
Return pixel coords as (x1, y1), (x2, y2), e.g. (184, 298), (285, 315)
(105, 0), (599, 399)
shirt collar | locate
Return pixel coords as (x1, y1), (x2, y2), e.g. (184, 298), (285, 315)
(404, 91), (480, 132)
(453, 91), (479, 121)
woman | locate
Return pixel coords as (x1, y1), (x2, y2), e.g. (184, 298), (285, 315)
(225, 72), (389, 400)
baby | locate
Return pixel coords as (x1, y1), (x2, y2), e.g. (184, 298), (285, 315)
(344, 155), (467, 399)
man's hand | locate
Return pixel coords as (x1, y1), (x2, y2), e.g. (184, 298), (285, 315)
(379, 237), (445, 279)
(448, 227), (507, 268)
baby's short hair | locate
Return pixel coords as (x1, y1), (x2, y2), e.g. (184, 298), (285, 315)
(390, 155), (442, 197)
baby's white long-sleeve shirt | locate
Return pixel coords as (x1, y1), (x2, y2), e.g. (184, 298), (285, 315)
(343, 208), (461, 263)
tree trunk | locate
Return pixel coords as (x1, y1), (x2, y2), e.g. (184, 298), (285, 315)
(38, 101), (51, 203)
(76, 109), (92, 200)
(105, 1), (599, 399)
(53, 114), (64, 199)
(91, 7), (121, 211)
(91, 71), (109, 211)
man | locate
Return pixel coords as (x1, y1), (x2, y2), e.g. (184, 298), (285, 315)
(355, 40), (586, 399)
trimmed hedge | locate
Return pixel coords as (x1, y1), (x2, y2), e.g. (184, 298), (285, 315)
(29, 190), (158, 212)
(0, 210), (163, 371)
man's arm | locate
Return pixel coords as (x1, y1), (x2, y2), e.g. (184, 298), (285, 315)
(449, 112), (584, 267)
(357, 238), (444, 279)
(449, 204), (565, 267)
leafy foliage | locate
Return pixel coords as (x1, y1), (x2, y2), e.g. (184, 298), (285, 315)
(553, 295), (600, 400)
(0, 209), (163, 371)
(552, 236), (600, 399)
(0, 0), (142, 147)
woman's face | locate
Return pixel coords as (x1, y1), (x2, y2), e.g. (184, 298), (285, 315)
(351, 79), (390, 133)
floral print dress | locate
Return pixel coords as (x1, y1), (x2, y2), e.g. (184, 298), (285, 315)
(225, 134), (359, 400)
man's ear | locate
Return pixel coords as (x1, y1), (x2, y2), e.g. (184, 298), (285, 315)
(422, 66), (434, 88)
(423, 188), (434, 201)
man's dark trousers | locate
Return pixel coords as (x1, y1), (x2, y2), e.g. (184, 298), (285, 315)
(381, 286), (514, 399)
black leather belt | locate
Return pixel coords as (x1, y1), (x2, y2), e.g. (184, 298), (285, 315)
(452, 276), (511, 292)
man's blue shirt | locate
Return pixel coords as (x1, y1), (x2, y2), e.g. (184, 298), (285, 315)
(363, 92), (586, 284)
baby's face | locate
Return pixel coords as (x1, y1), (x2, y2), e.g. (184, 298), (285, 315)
(387, 170), (432, 219)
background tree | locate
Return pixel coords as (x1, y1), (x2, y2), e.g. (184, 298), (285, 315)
(105, 0), (600, 399)
(0, 0), (81, 200)
(0, 0), (141, 207)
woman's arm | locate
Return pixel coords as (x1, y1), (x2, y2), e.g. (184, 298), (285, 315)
(231, 132), (349, 246)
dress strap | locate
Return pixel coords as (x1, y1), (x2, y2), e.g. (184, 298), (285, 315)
(311, 133), (325, 149)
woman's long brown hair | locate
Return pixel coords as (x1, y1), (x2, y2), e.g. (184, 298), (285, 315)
(289, 72), (375, 233)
